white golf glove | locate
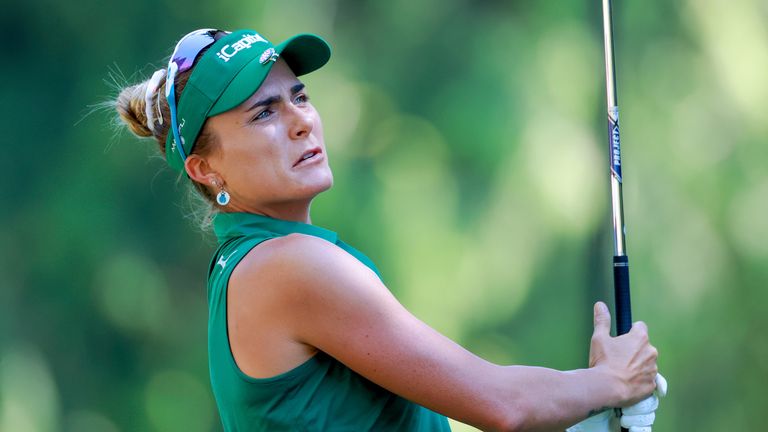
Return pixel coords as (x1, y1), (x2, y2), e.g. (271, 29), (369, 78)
(566, 373), (667, 432)
(566, 409), (613, 432)
(620, 373), (668, 432)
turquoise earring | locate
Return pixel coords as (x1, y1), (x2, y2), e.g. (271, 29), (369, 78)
(213, 181), (230, 206)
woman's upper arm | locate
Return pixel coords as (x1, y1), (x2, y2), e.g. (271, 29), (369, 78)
(236, 234), (511, 430)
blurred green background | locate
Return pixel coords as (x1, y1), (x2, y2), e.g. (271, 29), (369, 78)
(2, 0), (766, 430)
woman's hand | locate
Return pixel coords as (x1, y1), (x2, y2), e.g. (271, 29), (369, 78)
(588, 301), (659, 407)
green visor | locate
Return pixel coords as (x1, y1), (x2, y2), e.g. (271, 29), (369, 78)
(165, 30), (331, 172)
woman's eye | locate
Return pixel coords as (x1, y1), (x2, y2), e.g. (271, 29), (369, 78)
(253, 109), (272, 121)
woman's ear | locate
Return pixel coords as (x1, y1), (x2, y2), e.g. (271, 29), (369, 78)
(185, 154), (219, 187)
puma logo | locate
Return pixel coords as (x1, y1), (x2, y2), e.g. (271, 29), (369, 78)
(217, 250), (238, 269)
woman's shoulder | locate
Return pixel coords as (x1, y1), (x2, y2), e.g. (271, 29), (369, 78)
(228, 232), (374, 300)
(238, 232), (349, 271)
(224, 232), (388, 355)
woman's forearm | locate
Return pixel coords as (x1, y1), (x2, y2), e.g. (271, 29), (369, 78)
(485, 365), (619, 432)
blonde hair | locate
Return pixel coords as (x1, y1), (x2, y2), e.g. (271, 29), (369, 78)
(114, 62), (221, 228)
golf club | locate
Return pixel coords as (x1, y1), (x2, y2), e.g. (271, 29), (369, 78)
(601, 0), (633, 430)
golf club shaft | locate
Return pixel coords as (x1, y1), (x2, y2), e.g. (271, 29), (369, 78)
(602, 1), (633, 430)
(602, 0), (632, 336)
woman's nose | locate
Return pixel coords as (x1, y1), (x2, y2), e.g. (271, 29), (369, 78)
(287, 105), (313, 140)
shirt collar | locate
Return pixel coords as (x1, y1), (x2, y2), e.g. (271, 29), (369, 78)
(212, 212), (339, 245)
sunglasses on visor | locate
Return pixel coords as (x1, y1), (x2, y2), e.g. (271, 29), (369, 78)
(164, 29), (229, 161)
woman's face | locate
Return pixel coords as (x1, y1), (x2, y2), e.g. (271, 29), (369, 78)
(201, 59), (332, 215)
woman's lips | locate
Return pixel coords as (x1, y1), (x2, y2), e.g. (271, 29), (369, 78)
(293, 147), (323, 167)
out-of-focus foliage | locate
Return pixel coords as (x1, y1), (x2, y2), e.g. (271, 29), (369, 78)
(1, 0), (765, 430)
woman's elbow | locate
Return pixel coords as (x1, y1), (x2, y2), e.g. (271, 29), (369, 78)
(492, 401), (537, 432)
(497, 413), (525, 432)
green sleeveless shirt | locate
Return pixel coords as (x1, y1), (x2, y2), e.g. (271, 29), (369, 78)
(207, 212), (451, 431)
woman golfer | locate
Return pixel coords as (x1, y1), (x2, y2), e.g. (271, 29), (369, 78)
(115, 28), (662, 431)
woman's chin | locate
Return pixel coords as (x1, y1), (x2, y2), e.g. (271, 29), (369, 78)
(310, 176), (334, 197)
(294, 172), (333, 199)
(309, 169), (334, 192)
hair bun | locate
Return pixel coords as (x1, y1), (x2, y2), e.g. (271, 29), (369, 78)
(116, 81), (154, 138)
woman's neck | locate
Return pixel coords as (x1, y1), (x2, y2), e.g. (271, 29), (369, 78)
(223, 200), (313, 224)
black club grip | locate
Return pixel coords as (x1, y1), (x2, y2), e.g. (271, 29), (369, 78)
(613, 255), (632, 336)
